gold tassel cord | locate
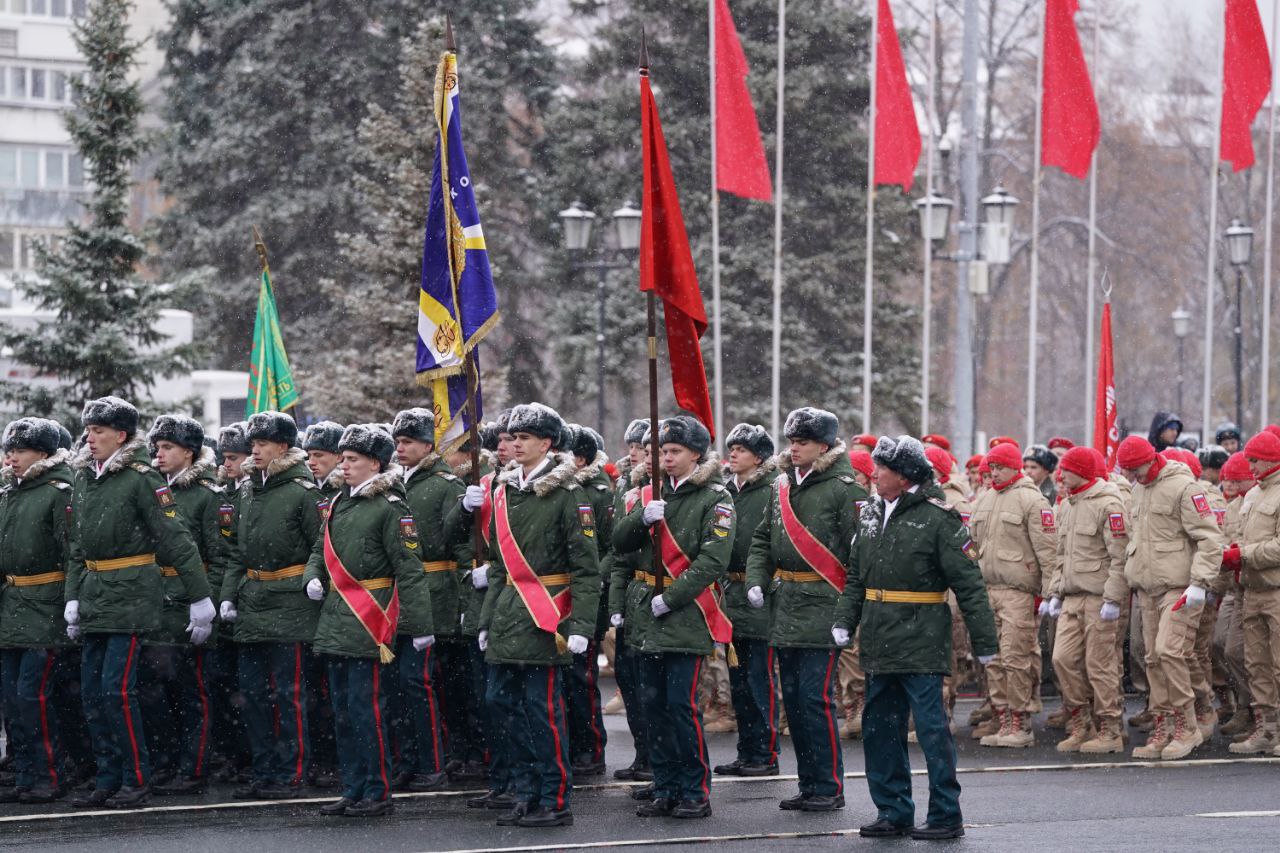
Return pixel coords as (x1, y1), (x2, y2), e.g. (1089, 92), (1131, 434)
(727, 643), (740, 669)
(378, 643), (396, 664)
(555, 633), (569, 655)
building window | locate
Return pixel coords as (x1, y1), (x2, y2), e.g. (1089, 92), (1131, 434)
(0, 145), (84, 189)
(0, 62), (78, 105)
(0, 229), (63, 272)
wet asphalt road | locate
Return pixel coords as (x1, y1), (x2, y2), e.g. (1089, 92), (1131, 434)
(1, 691), (1277, 852)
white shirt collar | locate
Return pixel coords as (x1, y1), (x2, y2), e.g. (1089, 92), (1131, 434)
(349, 474), (378, 497)
(795, 466), (814, 485)
(167, 467), (189, 487)
(517, 456), (552, 490)
(668, 472), (694, 492)
(95, 446), (126, 479)
(881, 484), (920, 530)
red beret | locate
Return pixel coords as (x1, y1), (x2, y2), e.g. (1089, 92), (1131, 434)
(1087, 447), (1107, 474)
(1047, 436), (1075, 451)
(1267, 425), (1280, 440)
(965, 454), (984, 470)
(1163, 447), (1201, 478)
(848, 449), (875, 479)
(852, 433), (878, 451)
(1058, 446), (1098, 480)
(921, 434), (951, 452)
(1222, 451), (1255, 482)
(989, 435), (1020, 450)
(986, 443), (1023, 471)
(1245, 430), (1280, 463)
(1117, 436), (1156, 470)
(924, 446), (954, 478)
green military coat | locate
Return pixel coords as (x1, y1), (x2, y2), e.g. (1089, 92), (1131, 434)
(611, 455), (736, 657)
(399, 453), (468, 639)
(303, 470), (433, 658)
(576, 451), (615, 641)
(66, 438), (211, 634)
(0, 450), (74, 648)
(722, 459), (778, 641)
(834, 482), (998, 674)
(315, 467), (345, 503)
(478, 453), (601, 666)
(451, 450), (491, 639)
(746, 443), (864, 649)
(220, 447), (323, 643)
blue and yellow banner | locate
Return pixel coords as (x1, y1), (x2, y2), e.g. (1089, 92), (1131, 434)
(417, 50), (499, 450)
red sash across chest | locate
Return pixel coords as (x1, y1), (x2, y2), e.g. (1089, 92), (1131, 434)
(323, 497), (401, 663)
(493, 484), (572, 633)
(778, 477), (846, 592)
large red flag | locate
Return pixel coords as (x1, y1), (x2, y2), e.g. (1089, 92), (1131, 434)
(1221, 0), (1271, 172)
(874, 0), (921, 190)
(640, 69), (715, 437)
(715, 0), (772, 201)
(1041, 0), (1100, 179)
(1093, 301), (1118, 472)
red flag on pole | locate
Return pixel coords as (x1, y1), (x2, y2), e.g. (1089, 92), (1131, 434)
(715, 0), (772, 201)
(873, 0), (921, 190)
(1221, 0), (1272, 172)
(1041, 0), (1100, 179)
(1093, 300), (1119, 472)
(641, 69), (715, 437)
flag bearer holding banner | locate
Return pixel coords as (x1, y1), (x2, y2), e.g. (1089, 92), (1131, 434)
(474, 403), (599, 828)
(302, 425), (435, 818)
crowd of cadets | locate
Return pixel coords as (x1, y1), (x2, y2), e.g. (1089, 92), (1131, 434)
(0, 394), (1275, 830)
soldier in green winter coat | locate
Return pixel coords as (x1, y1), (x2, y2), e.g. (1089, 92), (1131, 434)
(208, 423), (250, 779)
(564, 424), (613, 776)
(141, 415), (236, 796)
(219, 411), (323, 799)
(833, 436), (997, 841)
(0, 418), (74, 804)
(612, 415), (734, 820)
(390, 407), (468, 791)
(744, 408), (861, 812)
(476, 403), (600, 828)
(712, 423), (780, 779)
(303, 421), (346, 501)
(301, 425), (434, 818)
(64, 398), (215, 810)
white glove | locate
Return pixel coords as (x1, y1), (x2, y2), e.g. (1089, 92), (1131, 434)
(610, 613), (624, 628)
(478, 630), (488, 651)
(1047, 597), (1062, 618)
(832, 626), (851, 647)
(642, 500), (666, 525)
(189, 597), (216, 627)
(64, 600), (79, 626)
(1180, 584), (1206, 609)
(567, 634), (589, 655)
(463, 485), (486, 511)
(651, 594), (671, 617)
(472, 564), (489, 589)
(1037, 598), (1050, 617)
(220, 600), (237, 622)
(1099, 601), (1121, 621)
(978, 654), (997, 666)
(746, 586), (765, 609)
(413, 635), (435, 651)
(67, 623), (81, 641)
(189, 623), (212, 645)
(306, 578), (325, 601)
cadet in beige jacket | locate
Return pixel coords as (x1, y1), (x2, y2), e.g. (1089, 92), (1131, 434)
(1116, 436), (1224, 762)
(968, 442), (1056, 748)
(1216, 452), (1255, 739)
(1044, 448), (1129, 753)
(1228, 432), (1280, 755)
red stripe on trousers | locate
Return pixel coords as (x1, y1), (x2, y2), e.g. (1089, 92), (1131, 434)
(37, 651), (59, 788)
(545, 668), (568, 810)
(689, 656), (710, 800)
(194, 650), (210, 777)
(371, 664), (391, 800)
(423, 646), (441, 772)
(586, 641), (604, 760)
(120, 636), (145, 787)
(290, 644), (305, 784)
(765, 646), (779, 764)
(820, 650), (842, 795)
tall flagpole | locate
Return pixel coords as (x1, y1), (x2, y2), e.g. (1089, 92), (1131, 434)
(1261, 0), (1278, 428)
(861, 0), (880, 433)
(710, 0), (724, 453)
(1203, 4), (1227, 435)
(1027, 0), (1046, 447)
(1083, 3), (1100, 445)
(920, 0), (937, 434)
(771, 0), (786, 439)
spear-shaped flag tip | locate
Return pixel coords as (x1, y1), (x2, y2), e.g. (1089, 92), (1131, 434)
(445, 13), (455, 52)
(639, 26), (649, 72)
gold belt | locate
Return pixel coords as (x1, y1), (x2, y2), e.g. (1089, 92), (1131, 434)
(422, 560), (458, 573)
(540, 573), (571, 587)
(85, 554), (156, 572)
(725, 572), (747, 582)
(359, 577), (394, 591)
(246, 564), (306, 582)
(5, 571), (65, 587)
(778, 569), (823, 583)
(160, 562), (209, 578)
(634, 571), (658, 586)
(865, 588), (947, 604)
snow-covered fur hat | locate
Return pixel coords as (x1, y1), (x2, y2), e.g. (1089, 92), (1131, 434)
(624, 418), (650, 445)
(725, 422), (774, 462)
(246, 411), (298, 447)
(82, 396), (139, 435)
(657, 415), (711, 457)
(507, 403), (564, 441)
(218, 421), (251, 456)
(872, 435), (933, 485)
(569, 424), (600, 461)
(554, 422), (577, 453)
(148, 414), (205, 454)
(479, 422), (499, 452)
(338, 423), (394, 469)
(493, 408), (514, 437)
(783, 407), (839, 447)
(1022, 443), (1057, 473)
(56, 423), (73, 451)
(204, 436), (223, 466)
(2, 417), (62, 455)
(302, 420), (345, 454)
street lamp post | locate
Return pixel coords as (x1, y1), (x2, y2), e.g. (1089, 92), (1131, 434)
(1225, 219), (1254, 430)
(1172, 306), (1191, 416)
(558, 200), (641, 437)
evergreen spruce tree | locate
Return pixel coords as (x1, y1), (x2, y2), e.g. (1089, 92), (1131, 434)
(0, 0), (198, 425)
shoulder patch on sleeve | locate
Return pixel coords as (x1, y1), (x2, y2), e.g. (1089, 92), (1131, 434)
(1040, 508), (1056, 532)
(1191, 492), (1211, 516)
(399, 515), (419, 548)
(1108, 512), (1127, 537)
(578, 503), (596, 536)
